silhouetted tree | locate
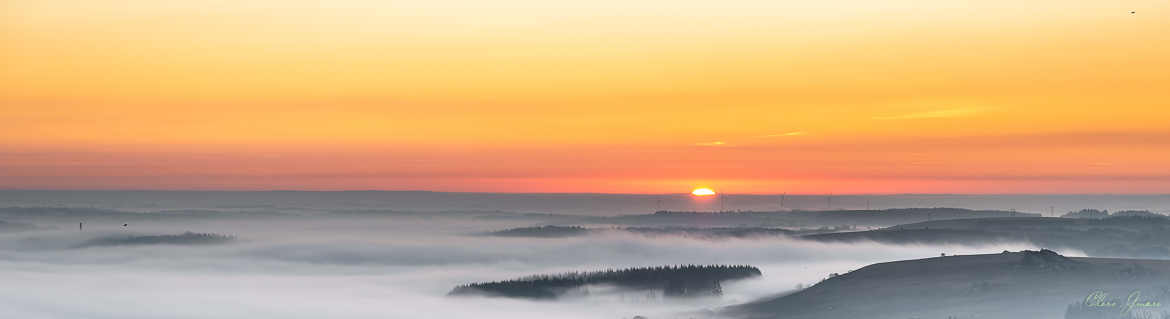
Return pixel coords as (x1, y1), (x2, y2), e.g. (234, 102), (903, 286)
(450, 265), (761, 299)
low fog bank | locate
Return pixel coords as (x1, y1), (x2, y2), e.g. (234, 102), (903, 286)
(0, 211), (1045, 318)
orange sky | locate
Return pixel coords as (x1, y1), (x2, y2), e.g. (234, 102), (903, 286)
(2, 0), (1169, 193)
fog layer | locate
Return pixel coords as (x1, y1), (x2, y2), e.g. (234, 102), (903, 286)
(0, 206), (1045, 318)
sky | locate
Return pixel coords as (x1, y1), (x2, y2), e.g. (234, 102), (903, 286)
(2, 0), (1169, 193)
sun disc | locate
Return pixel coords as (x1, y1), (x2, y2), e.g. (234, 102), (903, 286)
(691, 188), (716, 196)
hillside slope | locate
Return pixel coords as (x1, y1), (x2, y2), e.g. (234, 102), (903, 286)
(803, 217), (1170, 259)
(725, 250), (1170, 319)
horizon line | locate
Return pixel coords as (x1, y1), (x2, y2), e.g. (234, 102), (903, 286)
(1, 189), (1168, 196)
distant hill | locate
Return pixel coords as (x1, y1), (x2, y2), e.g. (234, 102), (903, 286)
(450, 265), (761, 300)
(621, 226), (799, 239)
(0, 206), (285, 221)
(1112, 210), (1167, 218)
(600, 208), (1038, 228)
(1062, 209), (1112, 219)
(0, 220), (38, 232)
(0, 206), (139, 219)
(1061, 209), (1167, 219)
(76, 232), (236, 248)
(725, 250), (1170, 319)
(803, 216), (1170, 259)
(483, 225), (593, 237)
(479, 225), (859, 239)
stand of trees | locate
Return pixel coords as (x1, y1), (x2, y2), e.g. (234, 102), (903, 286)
(450, 265), (761, 299)
(1062, 209), (1166, 219)
(485, 225), (590, 237)
(76, 232), (236, 248)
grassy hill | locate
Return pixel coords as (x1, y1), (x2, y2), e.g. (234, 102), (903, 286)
(725, 250), (1170, 319)
(803, 216), (1170, 259)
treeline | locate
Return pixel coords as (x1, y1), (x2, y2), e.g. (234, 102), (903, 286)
(483, 225), (833, 239)
(76, 232), (236, 248)
(450, 265), (761, 299)
(805, 217), (1170, 259)
(485, 225), (591, 237)
(1062, 209), (1166, 219)
(623, 226), (795, 238)
(653, 208), (1037, 217)
(629, 208), (1040, 228)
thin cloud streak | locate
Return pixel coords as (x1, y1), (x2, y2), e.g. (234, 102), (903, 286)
(873, 108), (985, 120)
(758, 131), (807, 138)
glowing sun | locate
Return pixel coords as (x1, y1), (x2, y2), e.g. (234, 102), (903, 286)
(691, 188), (716, 196)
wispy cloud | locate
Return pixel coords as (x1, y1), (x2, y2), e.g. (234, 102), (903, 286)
(758, 131), (807, 138)
(695, 141), (727, 146)
(873, 108), (985, 120)
(698, 131), (804, 146)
